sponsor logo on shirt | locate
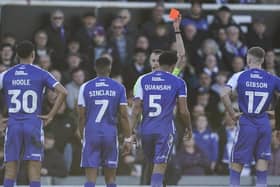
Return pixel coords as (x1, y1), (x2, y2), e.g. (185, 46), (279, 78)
(15, 70), (28, 76)
(96, 82), (109, 87)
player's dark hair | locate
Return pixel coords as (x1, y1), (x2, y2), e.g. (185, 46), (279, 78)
(158, 51), (177, 66)
(248, 47), (265, 59)
(16, 40), (35, 59)
(95, 57), (112, 75)
(151, 49), (163, 55)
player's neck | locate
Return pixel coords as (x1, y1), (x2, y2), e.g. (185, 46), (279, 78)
(159, 66), (171, 72)
(248, 65), (262, 69)
(20, 58), (33, 64)
(97, 73), (109, 77)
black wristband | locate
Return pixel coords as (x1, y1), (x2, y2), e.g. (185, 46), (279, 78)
(175, 31), (181, 34)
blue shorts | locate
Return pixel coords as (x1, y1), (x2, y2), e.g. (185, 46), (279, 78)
(81, 135), (118, 168)
(4, 117), (44, 162)
(231, 116), (271, 164)
(141, 133), (174, 164)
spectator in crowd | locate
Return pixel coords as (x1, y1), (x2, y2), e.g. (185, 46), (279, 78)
(108, 18), (134, 66)
(223, 25), (247, 64)
(65, 68), (86, 110)
(182, 0), (208, 31)
(193, 115), (219, 174)
(62, 53), (83, 83)
(177, 137), (210, 175)
(196, 38), (223, 71)
(149, 23), (172, 50)
(247, 17), (272, 50)
(122, 48), (150, 90)
(209, 6), (240, 39)
(231, 56), (245, 74)
(66, 38), (81, 55)
(191, 104), (206, 123)
(75, 11), (97, 54)
(0, 43), (15, 67)
(135, 35), (150, 52)
(202, 54), (219, 79)
(50, 69), (62, 83)
(211, 71), (228, 95)
(141, 2), (172, 44)
(38, 54), (52, 71)
(0, 64), (8, 73)
(33, 30), (53, 60)
(216, 112), (237, 175)
(182, 23), (205, 66)
(44, 89), (78, 173)
(117, 9), (137, 40)
(216, 28), (227, 48)
(1, 33), (17, 47)
(44, 9), (70, 69)
(269, 129), (280, 176)
(264, 49), (280, 76)
(41, 133), (68, 177)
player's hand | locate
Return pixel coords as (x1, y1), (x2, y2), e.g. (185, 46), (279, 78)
(173, 14), (182, 32)
(184, 127), (192, 140)
(230, 112), (242, 122)
(122, 141), (132, 156)
(41, 168), (48, 176)
(38, 114), (54, 126)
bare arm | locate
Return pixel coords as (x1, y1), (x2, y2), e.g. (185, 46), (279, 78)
(119, 105), (132, 138)
(77, 106), (86, 139)
(220, 86), (241, 121)
(131, 99), (142, 132)
(178, 97), (192, 139)
(38, 83), (67, 126)
(173, 14), (187, 75)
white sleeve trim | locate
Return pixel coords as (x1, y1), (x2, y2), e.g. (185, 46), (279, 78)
(52, 81), (59, 88)
(133, 75), (144, 100)
(78, 83), (86, 107)
(0, 71), (7, 90)
(227, 71), (244, 91)
(179, 95), (187, 97)
(120, 103), (128, 105)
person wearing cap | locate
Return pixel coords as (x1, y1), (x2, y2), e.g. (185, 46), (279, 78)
(209, 5), (241, 39)
(181, 0), (208, 31)
(247, 17), (272, 51)
(90, 26), (110, 62)
(75, 11), (97, 55)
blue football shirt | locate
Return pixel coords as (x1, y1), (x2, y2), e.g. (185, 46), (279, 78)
(78, 77), (127, 136)
(133, 71), (187, 134)
(0, 64), (58, 119)
(227, 68), (280, 117)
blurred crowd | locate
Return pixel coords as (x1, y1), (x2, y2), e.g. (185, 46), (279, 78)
(0, 0), (280, 185)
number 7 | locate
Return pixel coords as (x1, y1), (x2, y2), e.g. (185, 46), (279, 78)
(95, 100), (109, 123)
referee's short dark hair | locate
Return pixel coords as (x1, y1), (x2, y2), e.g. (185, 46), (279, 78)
(16, 40), (35, 59)
(159, 51), (178, 66)
(95, 57), (112, 74)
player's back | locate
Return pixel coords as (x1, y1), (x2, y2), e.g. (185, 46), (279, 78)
(135, 71), (187, 135)
(235, 68), (280, 117)
(79, 77), (127, 136)
(1, 64), (57, 119)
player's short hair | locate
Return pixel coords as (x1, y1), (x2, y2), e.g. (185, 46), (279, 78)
(247, 46), (265, 60)
(95, 57), (112, 74)
(151, 49), (163, 56)
(16, 40), (34, 59)
(159, 51), (178, 66)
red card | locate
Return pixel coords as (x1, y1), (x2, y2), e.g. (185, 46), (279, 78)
(169, 8), (179, 20)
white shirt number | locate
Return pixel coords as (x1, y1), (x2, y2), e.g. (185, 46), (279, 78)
(245, 91), (268, 114)
(95, 99), (109, 123)
(8, 89), (38, 113)
(149, 95), (162, 117)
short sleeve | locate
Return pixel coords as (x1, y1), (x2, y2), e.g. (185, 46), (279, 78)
(274, 76), (280, 92)
(226, 71), (243, 91)
(133, 76), (144, 100)
(0, 71), (7, 90)
(78, 83), (86, 107)
(44, 71), (59, 90)
(120, 85), (128, 105)
(178, 78), (187, 98)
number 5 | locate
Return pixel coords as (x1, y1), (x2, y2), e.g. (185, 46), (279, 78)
(149, 95), (162, 117)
